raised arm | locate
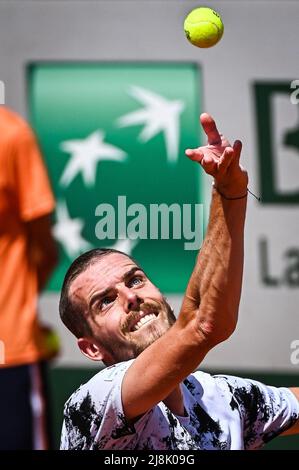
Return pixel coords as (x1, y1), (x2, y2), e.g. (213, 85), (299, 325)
(122, 113), (248, 420)
(181, 113), (248, 345)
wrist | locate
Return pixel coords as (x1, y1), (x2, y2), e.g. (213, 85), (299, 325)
(213, 184), (260, 201)
(213, 183), (248, 200)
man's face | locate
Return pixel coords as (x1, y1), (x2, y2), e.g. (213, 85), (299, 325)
(70, 252), (176, 365)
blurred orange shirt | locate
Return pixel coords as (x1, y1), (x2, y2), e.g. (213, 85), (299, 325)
(0, 107), (55, 366)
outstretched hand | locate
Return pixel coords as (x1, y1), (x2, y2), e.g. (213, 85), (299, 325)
(185, 113), (248, 198)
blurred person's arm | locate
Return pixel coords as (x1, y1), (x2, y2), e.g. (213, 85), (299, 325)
(26, 214), (58, 291)
(8, 111), (58, 290)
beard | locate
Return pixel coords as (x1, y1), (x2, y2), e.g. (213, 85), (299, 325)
(99, 297), (176, 365)
(123, 297), (176, 356)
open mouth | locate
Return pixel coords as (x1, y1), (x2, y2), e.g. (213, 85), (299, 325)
(132, 313), (157, 332)
(123, 301), (163, 334)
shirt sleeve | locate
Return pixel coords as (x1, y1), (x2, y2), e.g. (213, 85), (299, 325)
(61, 360), (153, 450)
(217, 375), (299, 450)
(11, 121), (55, 221)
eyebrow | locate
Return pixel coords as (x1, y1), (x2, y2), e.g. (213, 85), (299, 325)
(89, 266), (145, 311)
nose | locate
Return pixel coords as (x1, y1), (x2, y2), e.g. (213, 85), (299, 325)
(118, 285), (142, 313)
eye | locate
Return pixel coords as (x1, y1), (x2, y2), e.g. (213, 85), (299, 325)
(100, 296), (114, 309)
(127, 276), (143, 288)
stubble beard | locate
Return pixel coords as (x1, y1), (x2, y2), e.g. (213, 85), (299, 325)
(101, 297), (176, 364)
(127, 299), (176, 357)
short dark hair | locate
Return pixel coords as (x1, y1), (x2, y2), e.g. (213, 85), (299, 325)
(59, 248), (137, 338)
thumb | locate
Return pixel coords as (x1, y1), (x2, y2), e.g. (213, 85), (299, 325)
(185, 148), (204, 164)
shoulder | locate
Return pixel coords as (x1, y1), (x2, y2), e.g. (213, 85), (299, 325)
(189, 370), (256, 391)
(64, 360), (134, 413)
(62, 361), (135, 449)
(0, 107), (32, 139)
(185, 370), (251, 405)
(185, 370), (223, 392)
(0, 108), (38, 162)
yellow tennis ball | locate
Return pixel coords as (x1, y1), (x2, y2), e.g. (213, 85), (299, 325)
(184, 7), (224, 48)
(45, 329), (60, 356)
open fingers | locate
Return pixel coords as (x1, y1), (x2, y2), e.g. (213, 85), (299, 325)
(185, 148), (217, 174)
(200, 113), (222, 146)
(232, 140), (242, 165)
(217, 147), (234, 175)
(202, 156), (217, 174)
(217, 140), (242, 177)
(185, 148), (204, 163)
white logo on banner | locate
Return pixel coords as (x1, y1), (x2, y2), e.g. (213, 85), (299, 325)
(273, 95), (299, 194)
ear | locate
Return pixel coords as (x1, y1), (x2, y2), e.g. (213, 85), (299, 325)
(77, 337), (104, 362)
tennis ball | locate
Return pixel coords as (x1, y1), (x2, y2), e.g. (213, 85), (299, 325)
(44, 329), (60, 356)
(184, 7), (224, 48)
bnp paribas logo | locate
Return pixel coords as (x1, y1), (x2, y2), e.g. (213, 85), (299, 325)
(28, 63), (203, 293)
(254, 81), (299, 204)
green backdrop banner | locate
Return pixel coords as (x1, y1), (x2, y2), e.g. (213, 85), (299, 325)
(28, 62), (204, 292)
